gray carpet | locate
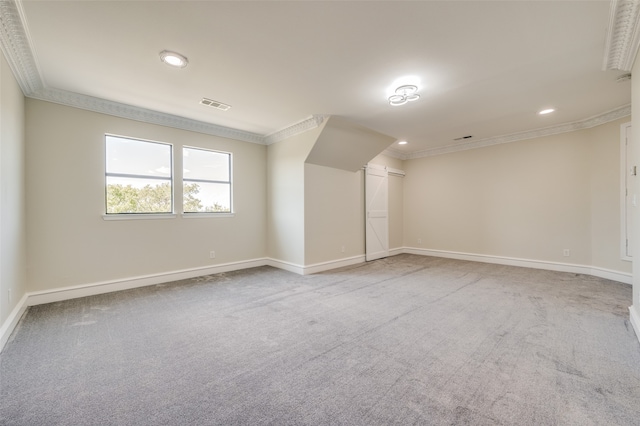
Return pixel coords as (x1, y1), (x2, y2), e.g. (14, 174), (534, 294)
(1, 254), (639, 425)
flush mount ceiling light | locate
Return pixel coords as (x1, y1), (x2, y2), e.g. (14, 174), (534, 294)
(539, 108), (555, 115)
(160, 50), (188, 68)
(389, 85), (420, 106)
(398, 141), (408, 145)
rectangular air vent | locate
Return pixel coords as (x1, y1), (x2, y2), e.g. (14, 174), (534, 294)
(200, 98), (231, 111)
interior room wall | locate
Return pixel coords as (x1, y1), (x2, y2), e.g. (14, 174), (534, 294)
(25, 99), (267, 293)
(369, 153), (405, 251)
(303, 163), (365, 265)
(403, 119), (632, 277)
(266, 125), (322, 267)
(631, 57), (640, 327)
(0, 52), (27, 328)
(590, 118), (632, 272)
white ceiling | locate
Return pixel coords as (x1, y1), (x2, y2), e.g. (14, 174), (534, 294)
(15, 1), (633, 155)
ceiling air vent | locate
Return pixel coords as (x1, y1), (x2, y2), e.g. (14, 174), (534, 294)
(454, 135), (473, 141)
(200, 98), (231, 111)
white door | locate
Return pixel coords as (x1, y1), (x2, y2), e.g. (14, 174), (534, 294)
(623, 123), (633, 258)
(365, 164), (389, 261)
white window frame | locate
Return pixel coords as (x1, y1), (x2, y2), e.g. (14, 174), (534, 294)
(182, 146), (233, 217)
(103, 134), (175, 220)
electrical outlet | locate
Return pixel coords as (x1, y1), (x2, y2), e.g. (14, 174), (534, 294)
(341, 246), (345, 253)
(418, 238), (422, 245)
(210, 251), (216, 259)
(8, 289), (11, 304)
(563, 249), (570, 257)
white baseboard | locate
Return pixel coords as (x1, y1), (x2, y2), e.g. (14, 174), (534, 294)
(0, 258), (270, 353)
(27, 258), (269, 307)
(629, 306), (640, 344)
(389, 247), (404, 257)
(2, 248), (633, 353)
(267, 255), (367, 275)
(302, 255), (366, 275)
(0, 292), (29, 352)
(404, 247), (632, 285)
(266, 258), (305, 275)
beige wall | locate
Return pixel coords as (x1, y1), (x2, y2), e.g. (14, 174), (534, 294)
(266, 126), (321, 266)
(304, 164), (364, 265)
(26, 99), (267, 292)
(590, 119), (631, 272)
(404, 119), (631, 275)
(632, 58), (640, 311)
(0, 52), (27, 325)
(369, 153), (404, 251)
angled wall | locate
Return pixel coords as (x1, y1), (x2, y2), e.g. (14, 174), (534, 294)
(267, 123), (324, 268)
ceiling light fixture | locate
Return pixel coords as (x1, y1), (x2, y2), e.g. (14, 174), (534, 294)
(160, 50), (188, 68)
(389, 85), (420, 106)
(539, 108), (555, 115)
(398, 141), (408, 145)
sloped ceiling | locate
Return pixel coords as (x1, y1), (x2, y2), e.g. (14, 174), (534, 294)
(306, 116), (396, 172)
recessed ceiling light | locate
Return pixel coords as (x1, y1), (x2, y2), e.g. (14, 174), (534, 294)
(539, 108), (555, 115)
(398, 141), (408, 145)
(160, 50), (188, 68)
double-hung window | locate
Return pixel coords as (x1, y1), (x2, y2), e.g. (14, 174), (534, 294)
(105, 135), (173, 214)
(183, 147), (232, 213)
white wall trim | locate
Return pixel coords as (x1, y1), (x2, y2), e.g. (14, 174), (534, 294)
(389, 247), (404, 257)
(603, 0), (640, 71)
(0, 0), (633, 158)
(629, 306), (640, 343)
(382, 148), (407, 160)
(267, 255), (367, 275)
(29, 88), (265, 145)
(265, 258), (305, 275)
(0, 292), (29, 353)
(407, 105), (632, 159)
(26, 258), (268, 306)
(264, 115), (327, 145)
(620, 121), (634, 261)
(404, 247), (632, 285)
(0, 0), (43, 94)
(2, 249), (634, 353)
(302, 255), (366, 275)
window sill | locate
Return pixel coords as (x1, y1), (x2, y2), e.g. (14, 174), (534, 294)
(181, 212), (235, 219)
(103, 213), (177, 221)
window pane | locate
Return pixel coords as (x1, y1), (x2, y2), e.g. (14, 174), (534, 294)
(183, 182), (231, 213)
(106, 176), (172, 213)
(183, 147), (229, 181)
(106, 136), (172, 178)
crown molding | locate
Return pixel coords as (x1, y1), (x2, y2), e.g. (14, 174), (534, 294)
(407, 105), (631, 159)
(381, 148), (409, 160)
(0, 0), (43, 94)
(0, 0), (634, 154)
(603, 0), (640, 71)
(264, 115), (327, 145)
(28, 87), (265, 144)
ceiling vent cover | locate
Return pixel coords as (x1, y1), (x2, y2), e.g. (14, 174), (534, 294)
(200, 98), (231, 111)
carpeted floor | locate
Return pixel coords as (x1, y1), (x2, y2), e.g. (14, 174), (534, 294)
(1, 254), (639, 425)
